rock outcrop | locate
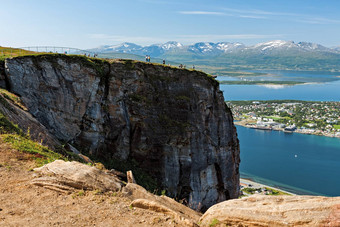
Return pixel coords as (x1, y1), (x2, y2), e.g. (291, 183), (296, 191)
(3, 54), (240, 211)
(32, 160), (123, 193)
(199, 195), (340, 226)
(123, 183), (201, 226)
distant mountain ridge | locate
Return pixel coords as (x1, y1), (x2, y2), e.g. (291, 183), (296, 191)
(91, 41), (183, 56)
(90, 40), (340, 72)
(91, 40), (340, 57)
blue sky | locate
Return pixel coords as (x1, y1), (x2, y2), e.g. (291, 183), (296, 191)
(1, 0), (340, 49)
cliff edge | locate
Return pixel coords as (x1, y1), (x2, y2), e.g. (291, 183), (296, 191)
(1, 54), (240, 211)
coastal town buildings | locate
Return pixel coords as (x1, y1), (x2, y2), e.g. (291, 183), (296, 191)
(227, 101), (340, 138)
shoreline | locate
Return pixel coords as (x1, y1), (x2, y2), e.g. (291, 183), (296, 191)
(240, 178), (296, 196)
(234, 121), (340, 139)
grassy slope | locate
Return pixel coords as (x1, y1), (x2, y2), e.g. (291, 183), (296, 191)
(0, 47), (37, 60)
(0, 88), (81, 167)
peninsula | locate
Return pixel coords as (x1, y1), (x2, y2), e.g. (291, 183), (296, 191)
(228, 100), (340, 138)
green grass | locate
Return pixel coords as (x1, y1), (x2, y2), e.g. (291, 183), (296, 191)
(242, 187), (291, 196)
(0, 89), (27, 110)
(0, 110), (24, 135)
(264, 187), (291, 195)
(334, 125), (340, 130)
(0, 91), (80, 166)
(176, 95), (191, 101)
(3, 134), (66, 166)
(0, 47), (36, 60)
(209, 218), (219, 227)
(242, 187), (259, 194)
(264, 116), (291, 120)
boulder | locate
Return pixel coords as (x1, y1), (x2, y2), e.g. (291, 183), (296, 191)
(32, 160), (123, 193)
(131, 199), (197, 227)
(123, 183), (201, 226)
(199, 195), (340, 226)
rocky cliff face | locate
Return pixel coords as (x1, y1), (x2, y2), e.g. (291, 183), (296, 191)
(2, 54), (240, 211)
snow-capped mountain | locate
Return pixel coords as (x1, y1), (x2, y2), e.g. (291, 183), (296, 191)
(93, 42), (143, 54)
(187, 42), (244, 54)
(296, 42), (329, 52)
(88, 40), (340, 71)
(90, 40), (336, 57)
(90, 41), (184, 56)
(249, 40), (296, 51)
(216, 42), (245, 52)
(159, 41), (183, 50)
(331, 46), (340, 53)
(140, 41), (183, 56)
(245, 40), (331, 53)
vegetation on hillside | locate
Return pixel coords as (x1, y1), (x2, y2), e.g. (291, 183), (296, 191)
(162, 50), (340, 72)
(0, 92), (79, 167)
(0, 47), (36, 61)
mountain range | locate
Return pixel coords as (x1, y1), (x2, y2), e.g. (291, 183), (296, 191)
(89, 40), (340, 72)
(91, 40), (340, 57)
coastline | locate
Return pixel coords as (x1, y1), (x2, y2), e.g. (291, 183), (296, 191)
(234, 120), (340, 139)
(240, 178), (296, 196)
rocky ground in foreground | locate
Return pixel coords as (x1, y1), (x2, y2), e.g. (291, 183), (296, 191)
(0, 143), (193, 227)
(1, 141), (339, 227)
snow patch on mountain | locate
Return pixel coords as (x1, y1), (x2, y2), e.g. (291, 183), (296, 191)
(216, 42), (245, 52)
(252, 40), (295, 51)
(161, 41), (183, 50)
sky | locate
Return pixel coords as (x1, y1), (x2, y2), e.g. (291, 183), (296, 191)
(1, 0), (340, 49)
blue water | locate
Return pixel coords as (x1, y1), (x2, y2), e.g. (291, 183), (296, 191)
(237, 126), (340, 196)
(243, 70), (340, 83)
(220, 80), (340, 101)
(220, 70), (340, 195)
(218, 70), (340, 101)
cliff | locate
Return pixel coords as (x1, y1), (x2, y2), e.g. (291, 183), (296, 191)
(1, 54), (240, 211)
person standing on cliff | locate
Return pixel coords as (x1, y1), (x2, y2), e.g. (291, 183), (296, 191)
(145, 55), (148, 62)
(163, 59), (165, 64)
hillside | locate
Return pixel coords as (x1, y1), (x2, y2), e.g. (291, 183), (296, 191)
(0, 47), (36, 59)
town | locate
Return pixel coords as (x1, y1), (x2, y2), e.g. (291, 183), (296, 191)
(227, 100), (340, 138)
